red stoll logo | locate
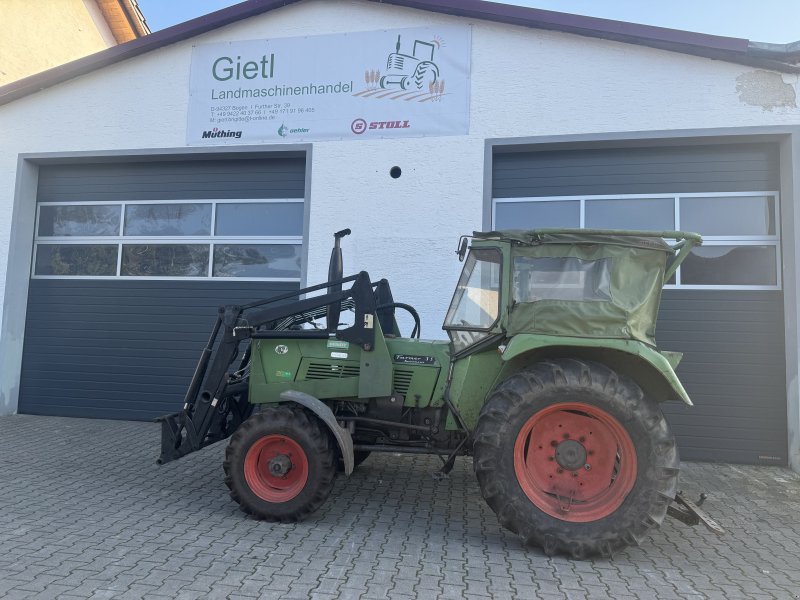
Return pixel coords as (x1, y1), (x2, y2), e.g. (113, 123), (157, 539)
(351, 118), (412, 134)
(351, 118), (367, 134)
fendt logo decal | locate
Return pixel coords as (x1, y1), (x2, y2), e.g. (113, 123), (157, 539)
(351, 118), (411, 135)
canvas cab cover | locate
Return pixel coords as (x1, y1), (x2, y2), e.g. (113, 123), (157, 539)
(473, 229), (699, 346)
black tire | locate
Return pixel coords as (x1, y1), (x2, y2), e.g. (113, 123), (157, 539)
(336, 450), (371, 472)
(224, 405), (336, 522)
(473, 359), (679, 558)
(411, 61), (438, 90)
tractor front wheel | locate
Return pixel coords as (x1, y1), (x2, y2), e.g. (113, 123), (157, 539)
(224, 406), (336, 521)
(473, 359), (678, 558)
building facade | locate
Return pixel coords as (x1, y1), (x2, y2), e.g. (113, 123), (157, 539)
(1, 0), (799, 471)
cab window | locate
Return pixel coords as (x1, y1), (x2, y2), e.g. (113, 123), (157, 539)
(444, 248), (502, 330)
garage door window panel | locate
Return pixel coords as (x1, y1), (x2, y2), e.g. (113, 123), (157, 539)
(215, 202), (303, 236)
(37, 205), (121, 237)
(34, 244), (118, 276)
(492, 192), (780, 290)
(213, 244), (302, 278)
(124, 204), (211, 236)
(495, 200), (579, 230)
(680, 196), (775, 236)
(121, 244), (210, 277)
(681, 244), (778, 286)
(584, 198), (674, 230)
(33, 199), (303, 281)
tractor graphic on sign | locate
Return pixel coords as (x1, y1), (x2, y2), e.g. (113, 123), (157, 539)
(379, 34), (439, 90)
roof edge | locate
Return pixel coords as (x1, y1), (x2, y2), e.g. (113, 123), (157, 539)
(375, 0), (799, 74)
(383, 0), (749, 52)
(0, 0), (304, 107)
(1, 0), (798, 108)
(748, 40), (800, 62)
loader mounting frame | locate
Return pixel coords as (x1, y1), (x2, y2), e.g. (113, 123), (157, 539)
(156, 271), (377, 465)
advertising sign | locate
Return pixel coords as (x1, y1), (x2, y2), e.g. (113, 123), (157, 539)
(186, 27), (471, 144)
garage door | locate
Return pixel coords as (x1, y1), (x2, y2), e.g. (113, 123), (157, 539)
(19, 155), (306, 420)
(492, 143), (787, 465)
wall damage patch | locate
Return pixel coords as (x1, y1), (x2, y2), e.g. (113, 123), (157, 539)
(736, 70), (797, 111)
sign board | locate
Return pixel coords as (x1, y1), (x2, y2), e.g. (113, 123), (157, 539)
(187, 27), (471, 144)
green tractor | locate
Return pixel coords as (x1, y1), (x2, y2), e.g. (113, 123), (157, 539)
(157, 227), (719, 557)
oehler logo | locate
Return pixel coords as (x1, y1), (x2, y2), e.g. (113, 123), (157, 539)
(278, 124), (310, 138)
(201, 127), (242, 139)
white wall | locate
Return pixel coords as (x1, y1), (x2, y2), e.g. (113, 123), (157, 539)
(1, 0), (800, 413)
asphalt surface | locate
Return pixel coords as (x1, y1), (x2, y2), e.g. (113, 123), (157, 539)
(1, 414), (799, 599)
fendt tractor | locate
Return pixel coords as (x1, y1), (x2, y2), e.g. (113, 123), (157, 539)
(157, 228), (723, 558)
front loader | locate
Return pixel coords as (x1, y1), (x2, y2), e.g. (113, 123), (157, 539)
(157, 227), (721, 558)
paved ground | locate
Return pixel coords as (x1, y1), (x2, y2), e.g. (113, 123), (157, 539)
(1, 415), (799, 600)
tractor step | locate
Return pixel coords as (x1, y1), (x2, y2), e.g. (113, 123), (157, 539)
(667, 491), (725, 534)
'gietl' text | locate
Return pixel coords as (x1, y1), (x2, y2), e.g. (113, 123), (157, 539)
(212, 54), (276, 81)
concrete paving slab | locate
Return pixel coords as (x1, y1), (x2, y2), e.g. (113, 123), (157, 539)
(1, 415), (799, 599)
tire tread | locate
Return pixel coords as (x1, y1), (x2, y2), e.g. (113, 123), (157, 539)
(473, 359), (679, 558)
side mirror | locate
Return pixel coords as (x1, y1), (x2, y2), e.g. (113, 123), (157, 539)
(456, 237), (469, 262)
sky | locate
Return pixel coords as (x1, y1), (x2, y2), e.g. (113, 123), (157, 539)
(137, 0), (800, 44)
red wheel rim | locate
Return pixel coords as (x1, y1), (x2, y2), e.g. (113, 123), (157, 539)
(514, 402), (637, 522)
(244, 435), (308, 502)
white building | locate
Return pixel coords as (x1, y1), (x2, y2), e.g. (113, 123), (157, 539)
(1, 0), (799, 471)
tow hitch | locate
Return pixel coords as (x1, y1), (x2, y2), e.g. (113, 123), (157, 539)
(668, 492), (725, 535)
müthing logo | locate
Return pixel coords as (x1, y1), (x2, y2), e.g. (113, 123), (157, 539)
(201, 127), (242, 139)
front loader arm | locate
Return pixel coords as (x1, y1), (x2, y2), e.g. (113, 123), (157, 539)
(156, 271), (377, 464)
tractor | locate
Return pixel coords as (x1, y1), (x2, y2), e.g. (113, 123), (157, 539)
(379, 34), (439, 91)
(157, 228), (722, 558)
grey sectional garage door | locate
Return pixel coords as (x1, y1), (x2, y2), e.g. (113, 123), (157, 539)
(19, 155), (305, 420)
(493, 143), (787, 465)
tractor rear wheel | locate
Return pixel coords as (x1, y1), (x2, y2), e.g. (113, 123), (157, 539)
(473, 359), (678, 558)
(411, 61), (439, 90)
(224, 405), (336, 522)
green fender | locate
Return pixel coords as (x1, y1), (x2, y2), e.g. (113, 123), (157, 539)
(501, 334), (692, 406)
(279, 390), (355, 475)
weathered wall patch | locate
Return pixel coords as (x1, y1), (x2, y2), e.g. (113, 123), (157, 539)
(736, 70), (797, 111)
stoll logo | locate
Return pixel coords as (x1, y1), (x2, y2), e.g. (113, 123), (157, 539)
(351, 118), (411, 134)
(201, 127), (242, 139)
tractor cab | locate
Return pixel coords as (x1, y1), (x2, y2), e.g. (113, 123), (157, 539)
(443, 229), (700, 354)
